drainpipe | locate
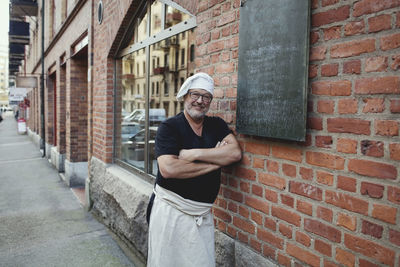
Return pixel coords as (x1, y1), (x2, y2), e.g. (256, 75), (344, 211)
(40, 0), (46, 157)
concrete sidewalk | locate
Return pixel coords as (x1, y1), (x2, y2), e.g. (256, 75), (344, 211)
(0, 112), (136, 267)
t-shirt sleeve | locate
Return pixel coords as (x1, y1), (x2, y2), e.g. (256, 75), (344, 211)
(155, 120), (180, 157)
(215, 117), (232, 141)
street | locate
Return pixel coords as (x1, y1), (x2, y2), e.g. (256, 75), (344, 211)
(0, 111), (136, 267)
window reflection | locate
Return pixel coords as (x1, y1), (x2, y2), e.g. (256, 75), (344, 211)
(116, 1), (196, 176)
(119, 48), (146, 171)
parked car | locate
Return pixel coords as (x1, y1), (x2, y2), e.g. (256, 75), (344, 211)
(122, 127), (158, 161)
(123, 109), (166, 126)
(121, 123), (142, 142)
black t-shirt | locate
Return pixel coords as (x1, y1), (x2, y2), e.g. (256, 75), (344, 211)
(155, 112), (231, 203)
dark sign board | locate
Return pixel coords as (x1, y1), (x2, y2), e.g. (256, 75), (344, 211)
(236, 0), (310, 141)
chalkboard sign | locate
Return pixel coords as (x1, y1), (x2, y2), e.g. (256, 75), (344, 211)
(236, 0), (310, 141)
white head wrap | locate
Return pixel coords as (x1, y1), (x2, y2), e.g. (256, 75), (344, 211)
(176, 72), (214, 101)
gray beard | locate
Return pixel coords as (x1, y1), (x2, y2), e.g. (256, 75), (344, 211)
(185, 102), (209, 120)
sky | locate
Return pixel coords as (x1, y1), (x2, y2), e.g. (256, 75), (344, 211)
(0, 0), (9, 47)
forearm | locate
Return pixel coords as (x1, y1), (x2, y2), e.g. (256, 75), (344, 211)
(179, 134), (242, 166)
(158, 155), (221, 179)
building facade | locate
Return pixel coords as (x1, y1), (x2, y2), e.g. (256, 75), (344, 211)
(16, 0), (400, 266)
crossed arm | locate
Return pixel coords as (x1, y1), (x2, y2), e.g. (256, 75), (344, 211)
(157, 133), (242, 179)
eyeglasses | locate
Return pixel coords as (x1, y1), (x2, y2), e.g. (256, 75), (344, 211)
(188, 92), (213, 103)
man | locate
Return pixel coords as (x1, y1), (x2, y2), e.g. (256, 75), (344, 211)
(147, 72), (242, 267)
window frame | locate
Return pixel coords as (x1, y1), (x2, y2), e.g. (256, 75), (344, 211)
(114, 0), (196, 176)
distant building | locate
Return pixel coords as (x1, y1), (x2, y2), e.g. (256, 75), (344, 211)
(0, 45), (8, 109)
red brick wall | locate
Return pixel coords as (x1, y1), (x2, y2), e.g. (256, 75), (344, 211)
(57, 64), (67, 154)
(66, 55), (88, 162)
(192, 0), (400, 266)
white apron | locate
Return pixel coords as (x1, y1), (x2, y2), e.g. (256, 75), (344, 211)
(147, 184), (215, 267)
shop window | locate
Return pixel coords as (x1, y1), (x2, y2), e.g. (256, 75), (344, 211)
(115, 0), (196, 176)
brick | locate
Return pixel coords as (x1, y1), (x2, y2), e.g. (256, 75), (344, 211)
(265, 188), (278, 203)
(389, 229), (400, 246)
(361, 181), (384, 198)
(390, 99), (400, 113)
(245, 195), (269, 214)
(327, 118), (371, 135)
(317, 205), (333, 222)
(315, 136), (333, 148)
(392, 55), (400, 70)
(336, 248), (355, 267)
(337, 212), (357, 231)
(233, 216), (255, 234)
(262, 244), (276, 258)
(251, 184), (263, 197)
(207, 40), (224, 53)
(307, 117), (323, 130)
(315, 239), (332, 256)
(259, 173), (286, 190)
(322, 0), (339, 7)
(355, 76), (400, 94)
(375, 120), (399, 136)
(214, 207), (232, 222)
(253, 157), (265, 169)
(348, 159), (397, 179)
(326, 190), (369, 215)
(306, 151), (345, 170)
(311, 80), (351, 96)
(312, 6), (350, 27)
(344, 20), (365, 36)
(323, 26), (341, 41)
(362, 98), (385, 113)
(296, 231), (311, 247)
(309, 64), (318, 78)
(338, 98), (358, 114)
(365, 56), (388, 72)
(388, 186), (400, 205)
(381, 33), (400, 51)
(245, 142), (270, 156)
(337, 138), (357, 154)
(217, 11), (236, 27)
(353, 0), (400, 17)
(278, 253), (291, 267)
(324, 260), (341, 267)
(282, 163), (296, 177)
(223, 188), (243, 202)
(310, 32), (320, 45)
(331, 39), (375, 58)
(257, 228), (284, 249)
(235, 166), (256, 181)
(266, 160), (279, 173)
(359, 259), (380, 267)
(316, 171), (334, 186)
(271, 146), (302, 163)
(361, 140), (384, 157)
(281, 194), (294, 208)
(337, 175), (357, 192)
(271, 205), (301, 226)
(286, 243), (320, 267)
(317, 100), (334, 114)
(264, 217), (277, 231)
(368, 14), (392, 33)
(321, 63), (339, 77)
(397, 11), (400, 28)
(249, 238), (261, 252)
(290, 181), (322, 201)
(300, 167), (313, 180)
(390, 143), (400, 160)
(239, 206), (250, 218)
(279, 223), (292, 238)
(215, 62), (235, 74)
(240, 181), (250, 194)
(372, 203), (397, 224)
(251, 211), (262, 225)
(362, 220), (383, 238)
(304, 218), (341, 242)
(344, 233), (395, 266)
(343, 60), (361, 74)
(310, 46), (327, 61)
